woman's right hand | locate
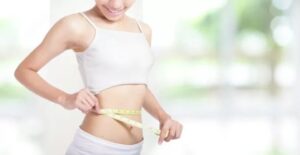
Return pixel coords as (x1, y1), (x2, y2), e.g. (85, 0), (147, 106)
(61, 88), (101, 114)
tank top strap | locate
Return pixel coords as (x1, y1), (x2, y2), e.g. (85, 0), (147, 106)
(79, 12), (97, 30)
(135, 19), (144, 34)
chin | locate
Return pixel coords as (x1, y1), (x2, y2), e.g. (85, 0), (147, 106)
(104, 14), (125, 22)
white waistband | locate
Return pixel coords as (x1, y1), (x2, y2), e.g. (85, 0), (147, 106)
(76, 127), (144, 150)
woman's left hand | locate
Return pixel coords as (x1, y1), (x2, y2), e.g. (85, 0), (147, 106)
(158, 117), (183, 145)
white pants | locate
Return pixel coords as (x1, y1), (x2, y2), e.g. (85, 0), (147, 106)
(65, 127), (144, 155)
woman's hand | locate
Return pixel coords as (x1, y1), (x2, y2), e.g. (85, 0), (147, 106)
(158, 116), (183, 145)
(61, 88), (100, 114)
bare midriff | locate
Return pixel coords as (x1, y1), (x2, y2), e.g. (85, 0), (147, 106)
(79, 84), (147, 145)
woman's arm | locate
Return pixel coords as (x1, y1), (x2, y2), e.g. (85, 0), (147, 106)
(15, 16), (74, 105)
(141, 22), (183, 144)
(144, 85), (183, 144)
(143, 86), (171, 122)
(140, 22), (170, 121)
(14, 14), (99, 114)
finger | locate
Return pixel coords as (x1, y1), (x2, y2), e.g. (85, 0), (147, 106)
(76, 92), (91, 107)
(77, 100), (91, 113)
(165, 126), (175, 141)
(175, 125), (182, 139)
(175, 124), (181, 139)
(158, 126), (169, 144)
(177, 124), (183, 138)
(80, 99), (93, 111)
(83, 92), (100, 114)
(91, 100), (101, 114)
(82, 96), (95, 108)
(77, 105), (88, 114)
(86, 93), (101, 114)
(85, 90), (99, 104)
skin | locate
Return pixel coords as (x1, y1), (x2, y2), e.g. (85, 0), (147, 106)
(14, 0), (182, 145)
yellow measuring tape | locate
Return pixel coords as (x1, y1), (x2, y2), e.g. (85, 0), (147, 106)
(98, 108), (162, 136)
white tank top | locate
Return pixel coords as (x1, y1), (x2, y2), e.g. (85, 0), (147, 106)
(76, 12), (155, 95)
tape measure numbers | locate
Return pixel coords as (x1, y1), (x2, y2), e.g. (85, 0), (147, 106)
(98, 108), (168, 137)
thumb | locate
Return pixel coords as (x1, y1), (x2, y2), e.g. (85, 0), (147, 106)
(91, 101), (101, 115)
(158, 125), (169, 145)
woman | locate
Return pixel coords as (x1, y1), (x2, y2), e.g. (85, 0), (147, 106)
(14, 0), (183, 154)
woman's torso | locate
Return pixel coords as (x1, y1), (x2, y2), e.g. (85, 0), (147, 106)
(80, 84), (147, 145)
(73, 11), (153, 145)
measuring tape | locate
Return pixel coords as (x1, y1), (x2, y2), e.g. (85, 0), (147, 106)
(98, 108), (163, 136)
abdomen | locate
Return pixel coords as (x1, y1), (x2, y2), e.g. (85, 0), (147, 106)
(79, 84), (147, 145)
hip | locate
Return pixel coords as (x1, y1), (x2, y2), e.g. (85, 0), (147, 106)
(80, 109), (144, 145)
(65, 126), (143, 155)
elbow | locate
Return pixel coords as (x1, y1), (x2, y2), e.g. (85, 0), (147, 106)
(14, 65), (38, 83)
(14, 66), (22, 82)
(14, 65), (28, 82)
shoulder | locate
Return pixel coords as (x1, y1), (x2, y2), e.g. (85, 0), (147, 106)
(52, 13), (88, 37)
(48, 13), (94, 50)
(137, 20), (152, 46)
(138, 20), (152, 35)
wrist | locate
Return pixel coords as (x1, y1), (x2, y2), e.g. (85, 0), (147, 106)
(57, 92), (70, 108)
(158, 112), (171, 123)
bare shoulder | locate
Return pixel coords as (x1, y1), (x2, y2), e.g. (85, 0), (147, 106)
(14, 13), (90, 72)
(138, 20), (152, 34)
(50, 13), (81, 37)
(58, 12), (89, 32)
(137, 20), (152, 46)
(47, 13), (92, 51)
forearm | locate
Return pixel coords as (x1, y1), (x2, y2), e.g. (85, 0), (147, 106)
(14, 67), (70, 106)
(143, 86), (171, 122)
